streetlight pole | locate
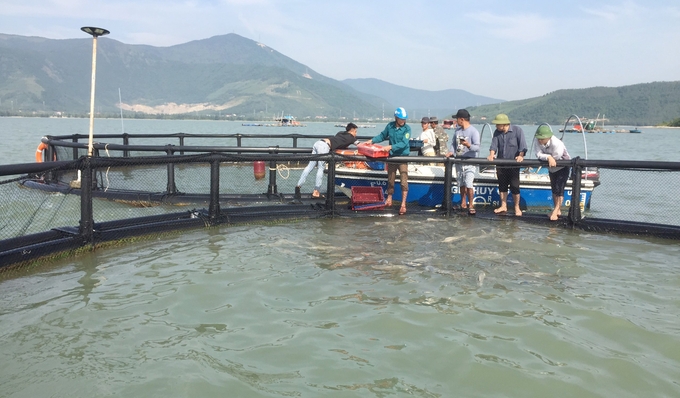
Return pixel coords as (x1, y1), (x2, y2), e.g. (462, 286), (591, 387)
(81, 26), (110, 157)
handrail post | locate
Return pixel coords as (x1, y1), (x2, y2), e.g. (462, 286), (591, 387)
(45, 143), (56, 183)
(178, 134), (185, 155)
(267, 147), (279, 197)
(122, 133), (130, 157)
(166, 145), (177, 194)
(326, 154), (336, 215)
(443, 157), (453, 216)
(79, 157), (94, 244)
(72, 135), (80, 160)
(209, 157), (221, 219)
(568, 158), (583, 225)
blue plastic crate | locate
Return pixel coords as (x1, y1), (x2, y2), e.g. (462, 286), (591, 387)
(366, 161), (385, 170)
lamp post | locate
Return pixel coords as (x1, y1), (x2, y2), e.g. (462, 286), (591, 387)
(81, 26), (110, 157)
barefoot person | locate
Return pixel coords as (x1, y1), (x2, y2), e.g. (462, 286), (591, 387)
(445, 109), (480, 215)
(487, 114), (527, 216)
(534, 125), (571, 221)
(368, 107), (411, 215)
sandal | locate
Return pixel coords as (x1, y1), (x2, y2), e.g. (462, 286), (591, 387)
(468, 208), (476, 215)
(311, 190), (321, 198)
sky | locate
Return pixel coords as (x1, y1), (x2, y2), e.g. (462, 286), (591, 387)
(1, 0), (679, 101)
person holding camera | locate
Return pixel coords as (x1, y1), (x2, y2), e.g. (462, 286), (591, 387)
(445, 109), (480, 215)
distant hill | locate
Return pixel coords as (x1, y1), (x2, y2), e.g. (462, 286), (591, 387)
(467, 82), (680, 126)
(0, 33), (385, 119)
(343, 78), (503, 120)
(1, 32), (678, 125)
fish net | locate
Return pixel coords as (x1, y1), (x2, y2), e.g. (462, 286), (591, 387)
(2, 134), (680, 271)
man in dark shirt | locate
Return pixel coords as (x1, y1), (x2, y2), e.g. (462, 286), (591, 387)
(296, 123), (359, 199)
(486, 114), (527, 216)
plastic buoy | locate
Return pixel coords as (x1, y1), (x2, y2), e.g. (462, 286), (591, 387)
(253, 161), (266, 180)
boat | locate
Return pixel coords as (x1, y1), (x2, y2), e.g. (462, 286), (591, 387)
(333, 162), (599, 209)
(267, 114), (306, 127)
(333, 117), (600, 210)
(629, 128), (642, 133)
(334, 124), (376, 128)
(442, 119), (455, 129)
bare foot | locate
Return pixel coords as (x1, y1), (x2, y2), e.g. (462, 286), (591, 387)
(549, 209), (559, 221)
(385, 198), (392, 207)
(493, 206), (507, 214)
(515, 207), (523, 217)
(399, 205), (407, 215)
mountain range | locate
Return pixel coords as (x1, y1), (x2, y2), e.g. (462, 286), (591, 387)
(0, 32), (678, 125)
(0, 33), (496, 120)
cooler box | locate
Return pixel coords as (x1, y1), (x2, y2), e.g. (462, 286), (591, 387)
(351, 186), (385, 211)
(357, 144), (390, 158)
(409, 140), (424, 149)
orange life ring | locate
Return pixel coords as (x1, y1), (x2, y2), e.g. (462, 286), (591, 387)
(335, 149), (360, 156)
(335, 149), (367, 168)
(344, 161), (370, 169)
(35, 142), (49, 162)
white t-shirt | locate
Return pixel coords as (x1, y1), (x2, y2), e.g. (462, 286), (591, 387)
(418, 128), (436, 154)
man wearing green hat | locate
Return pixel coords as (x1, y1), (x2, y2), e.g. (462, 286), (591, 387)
(534, 125), (571, 221)
(487, 114), (527, 216)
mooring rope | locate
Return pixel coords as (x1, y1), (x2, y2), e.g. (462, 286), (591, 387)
(104, 143), (111, 192)
(276, 163), (290, 179)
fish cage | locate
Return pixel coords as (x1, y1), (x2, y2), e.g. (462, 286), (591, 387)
(2, 133), (680, 270)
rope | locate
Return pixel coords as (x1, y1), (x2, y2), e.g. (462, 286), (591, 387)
(18, 193), (52, 236)
(276, 164), (290, 179)
(104, 143), (111, 192)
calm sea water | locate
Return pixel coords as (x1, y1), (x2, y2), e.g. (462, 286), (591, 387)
(1, 117), (679, 397)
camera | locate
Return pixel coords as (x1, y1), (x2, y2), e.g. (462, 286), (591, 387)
(456, 136), (466, 155)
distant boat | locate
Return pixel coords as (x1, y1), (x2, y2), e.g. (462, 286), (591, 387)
(560, 124), (582, 133)
(629, 128), (642, 133)
(268, 114), (306, 127)
(334, 123), (375, 128)
(442, 119), (455, 129)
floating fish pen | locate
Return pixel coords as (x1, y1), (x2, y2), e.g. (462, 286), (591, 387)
(2, 132), (680, 270)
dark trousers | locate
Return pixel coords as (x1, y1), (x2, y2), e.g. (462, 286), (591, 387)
(496, 167), (520, 195)
(549, 167), (571, 195)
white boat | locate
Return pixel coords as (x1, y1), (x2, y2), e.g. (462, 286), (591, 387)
(333, 162), (599, 210)
(334, 117), (600, 210)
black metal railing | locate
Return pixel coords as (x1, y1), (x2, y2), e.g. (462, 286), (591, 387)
(2, 133), (680, 270)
